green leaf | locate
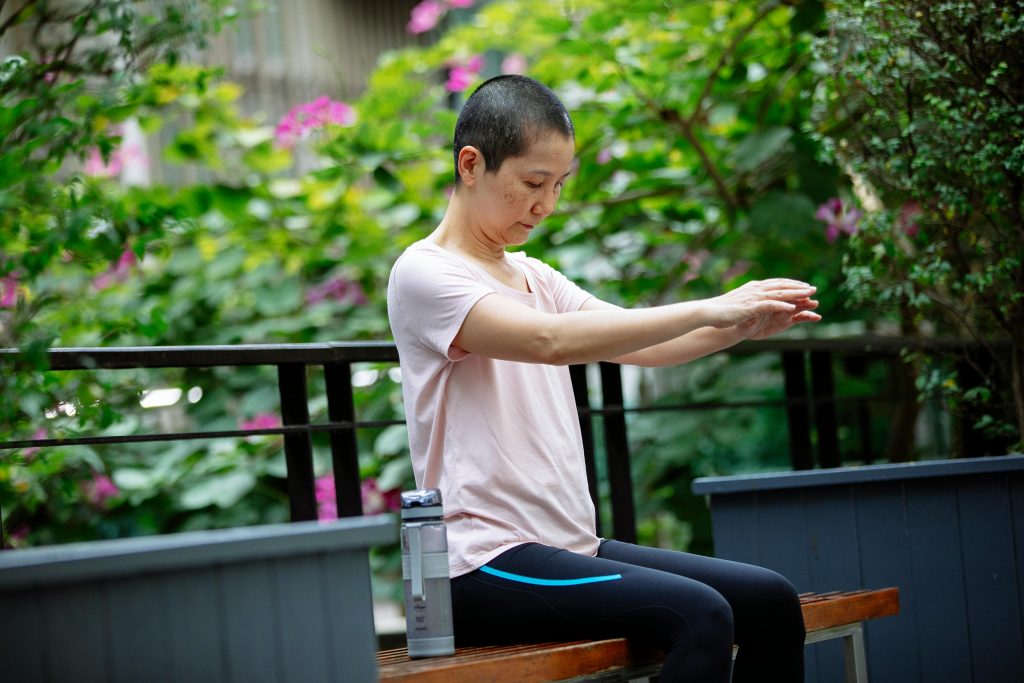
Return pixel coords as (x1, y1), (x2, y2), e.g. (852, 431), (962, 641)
(179, 470), (256, 509)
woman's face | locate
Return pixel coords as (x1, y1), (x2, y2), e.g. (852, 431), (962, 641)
(467, 131), (575, 247)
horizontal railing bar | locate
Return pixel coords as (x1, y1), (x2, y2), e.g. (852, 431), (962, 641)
(0, 342), (399, 370)
(0, 419), (407, 452)
(0, 336), (1008, 372)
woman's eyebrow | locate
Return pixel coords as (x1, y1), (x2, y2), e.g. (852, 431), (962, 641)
(526, 168), (574, 178)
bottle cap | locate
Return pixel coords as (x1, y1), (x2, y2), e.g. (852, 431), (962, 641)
(401, 489), (443, 520)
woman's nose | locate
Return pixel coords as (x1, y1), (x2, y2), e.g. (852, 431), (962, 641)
(532, 191), (556, 216)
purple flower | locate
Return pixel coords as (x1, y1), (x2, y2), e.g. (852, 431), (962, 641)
(84, 147), (123, 178)
(361, 478), (403, 515)
(93, 248), (137, 291)
(1, 274), (19, 308)
(814, 198), (862, 243)
(22, 428), (47, 460)
(897, 201), (922, 237)
(274, 96), (355, 149)
(239, 412), (281, 432)
(500, 53), (527, 75)
(316, 474), (338, 521)
(445, 55), (484, 93)
(82, 472), (119, 506)
(305, 276), (368, 306)
(408, 0), (445, 33)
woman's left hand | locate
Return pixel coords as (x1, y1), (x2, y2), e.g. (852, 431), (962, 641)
(734, 297), (821, 340)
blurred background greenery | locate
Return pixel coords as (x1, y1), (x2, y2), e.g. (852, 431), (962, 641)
(2, 0), (1021, 604)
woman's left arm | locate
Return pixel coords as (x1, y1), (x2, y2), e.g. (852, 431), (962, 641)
(581, 294), (821, 368)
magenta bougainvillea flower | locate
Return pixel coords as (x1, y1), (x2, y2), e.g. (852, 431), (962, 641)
(897, 201), (922, 237)
(446, 54), (484, 92)
(82, 472), (120, 506)
(814, 197), (862, 243)
(407, 0), (474, 34)
(274, 96), (355, 149)
(1, 273), (19, 308)
(316, 474), (338, 521)
(92, 248), (137, 291)
(239, 412), (281, 432)
(305, 276), (368, 306)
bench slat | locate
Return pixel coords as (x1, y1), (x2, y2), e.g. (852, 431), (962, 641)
(377, 588), (899, 683)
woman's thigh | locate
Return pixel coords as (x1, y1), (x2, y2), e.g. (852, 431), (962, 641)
(451, 542), (733, 651)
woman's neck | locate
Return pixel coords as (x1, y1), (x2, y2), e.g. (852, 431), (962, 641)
(431, 196), (506, 265)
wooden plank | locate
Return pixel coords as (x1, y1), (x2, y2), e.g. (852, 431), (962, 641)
(957, 473), (1024, 681)
(42, 583), (109, 682)
(105, 575), (171, 682)
(800, 589), (899, 632)
(707, 494), (760, 564)
(0, 587), (45, 682)
(162, 569), (227, 683)
(219, 562), (282, 682)
(853, 482), (919, 683)
(377, 589), (899, 683)
(802, 486), (861, 683)
(379, 638), (661, 683)
(273, 555), (332, 681)
(904, 478), (972, 683)
(321, 553), (380, 683)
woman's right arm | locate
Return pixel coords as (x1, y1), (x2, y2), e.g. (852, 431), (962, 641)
(452, 279), (816, 366)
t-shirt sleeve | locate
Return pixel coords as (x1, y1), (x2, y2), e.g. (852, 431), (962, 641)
(389, 247), (495, 361)
(525, 256), (593, 313)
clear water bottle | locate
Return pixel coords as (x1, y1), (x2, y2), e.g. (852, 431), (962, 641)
(400, 489), (455, 658)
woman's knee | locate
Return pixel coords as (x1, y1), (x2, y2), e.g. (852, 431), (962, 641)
(753, 569), (805, 642)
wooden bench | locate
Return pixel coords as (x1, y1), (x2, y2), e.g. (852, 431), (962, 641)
(377, 587), (899, 683)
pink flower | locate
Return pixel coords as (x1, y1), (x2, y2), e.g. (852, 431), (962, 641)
(500, 53), (527, 75)
(445, 54), (484, 93)
(408, 0), (445, 33)
(274, 96), (355, 149)
(361, 478), (403, 515)
(448, 0), (474, 7)
(84, 147), (123, 178)
(814, 198), (862, 243)
(239, 412), (281, 432)
(93, 248), (137, 291)
(306, 276), (368, 306)
(9, 523), (30, 543)
(22, 428), (47, 461)
(82, 472), (119, 506)
(316, 474), (338, 521)
(897, 201), (922, 237)
(597, 148), (613, 165)
(1, 274), (19, 308)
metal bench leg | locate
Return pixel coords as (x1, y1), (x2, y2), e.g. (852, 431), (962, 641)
(805, 623), (868, 683)
(843, 625), (868, 683)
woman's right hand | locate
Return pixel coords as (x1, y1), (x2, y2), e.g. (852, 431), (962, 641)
(704, 279), (817, 329)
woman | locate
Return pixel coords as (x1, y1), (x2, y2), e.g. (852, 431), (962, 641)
(387, 74), (816, 682)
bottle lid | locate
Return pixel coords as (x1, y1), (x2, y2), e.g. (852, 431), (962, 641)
(401, 489), (443, 519)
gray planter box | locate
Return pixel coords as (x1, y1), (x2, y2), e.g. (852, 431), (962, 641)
(693, 454), (1024, 683)
(0, 516), (395, 683)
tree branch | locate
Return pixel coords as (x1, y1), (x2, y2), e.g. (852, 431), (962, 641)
(690, 0), (781, 126)
(0, 0), (37, 37)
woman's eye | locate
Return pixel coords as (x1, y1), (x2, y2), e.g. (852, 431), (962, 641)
(525, 181), (542, 189)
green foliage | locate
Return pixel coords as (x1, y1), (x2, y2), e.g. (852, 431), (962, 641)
(3, 0), (852, 550)
(813, 0), (1024, 448)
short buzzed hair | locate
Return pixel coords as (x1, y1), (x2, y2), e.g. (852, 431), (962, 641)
(453, 75), (574, 183)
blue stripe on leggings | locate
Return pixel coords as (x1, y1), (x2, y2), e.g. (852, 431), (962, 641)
(479, 565), (622, 586)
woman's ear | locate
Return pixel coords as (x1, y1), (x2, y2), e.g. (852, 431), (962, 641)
(457, 146), (485, 186)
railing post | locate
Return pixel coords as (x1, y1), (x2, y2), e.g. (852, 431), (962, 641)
(325, 361), (363, 517)
(599, 362), (637, 543)
(277, 363), (317, 521)
(570, 364), (602, 539)
(782, 351), (815, 470)
(811, 350), (841, 468)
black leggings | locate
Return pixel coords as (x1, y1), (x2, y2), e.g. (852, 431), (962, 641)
(451, 541), (805, 683)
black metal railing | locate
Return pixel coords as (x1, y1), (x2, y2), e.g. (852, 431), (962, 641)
(0, 335), (991, 548)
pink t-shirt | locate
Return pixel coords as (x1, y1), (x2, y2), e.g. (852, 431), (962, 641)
(387, 240), (601, 577)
